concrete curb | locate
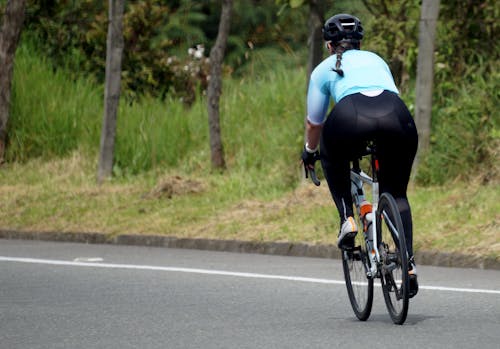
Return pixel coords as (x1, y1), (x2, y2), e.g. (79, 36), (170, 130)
(0, 229), (498, 270)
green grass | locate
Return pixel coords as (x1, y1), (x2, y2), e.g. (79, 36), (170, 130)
(8, 44), (102, 161)
(1, 154), (498, 259)
(9, 40), (306, 187)
(410, 181), (500, 258)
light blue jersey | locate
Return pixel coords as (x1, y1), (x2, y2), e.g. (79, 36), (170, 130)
(307, 50), (399, 125)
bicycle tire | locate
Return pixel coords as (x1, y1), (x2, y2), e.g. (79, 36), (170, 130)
(342, 193), (374, 321)
(376, 193), (409, 325)
(342, 245), (374, 321)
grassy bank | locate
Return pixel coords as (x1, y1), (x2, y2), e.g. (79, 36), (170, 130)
(0, 154), (499, 259)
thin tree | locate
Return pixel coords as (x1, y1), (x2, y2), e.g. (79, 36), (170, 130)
(0, 0), (26, 163)
(414, 0), (440, 170)
(306, 0), (325, 87)
(207, 0), (232, 169)
(97, 0), (125, 183)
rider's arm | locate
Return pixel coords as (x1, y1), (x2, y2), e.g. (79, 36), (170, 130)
(305, 119), (322, 152)
(305, 75), (330, 150)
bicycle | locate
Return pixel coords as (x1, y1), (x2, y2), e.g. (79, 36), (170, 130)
(307, 143), (410, 325)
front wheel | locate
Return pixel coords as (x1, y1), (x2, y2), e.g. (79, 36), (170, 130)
(377, 193), (409, 325)
(342, 241), (374, 321)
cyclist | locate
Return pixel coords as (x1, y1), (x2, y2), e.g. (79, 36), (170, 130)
(301, 13), (419, 296)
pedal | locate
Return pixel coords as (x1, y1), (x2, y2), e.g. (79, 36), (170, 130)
(384, 262), (397, 273)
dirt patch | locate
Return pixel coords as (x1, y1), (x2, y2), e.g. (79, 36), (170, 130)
(216, 183), (331, 223)
(144, 175), (205, 199)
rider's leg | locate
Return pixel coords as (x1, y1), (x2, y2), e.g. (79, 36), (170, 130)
(374, 93), (419, 297)
(319, 95), (362, 223)
(319, 95), (367, 248)
(375, 98), (418, 256)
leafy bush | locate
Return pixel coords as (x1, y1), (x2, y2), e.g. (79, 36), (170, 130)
(416, 65), (499, 185)
(361, 0), (420, 92)
(21, 0), (314, 103)
(414, 0), (500, 184)
(435, 0), (499, 78)
(23, 0), (210, 103)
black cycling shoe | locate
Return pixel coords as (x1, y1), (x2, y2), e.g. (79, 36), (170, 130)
(338, 233), (356, 250)
(409, 274), (418, 298)
(408, 257), (419, 298)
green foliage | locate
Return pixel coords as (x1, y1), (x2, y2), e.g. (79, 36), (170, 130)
(416, 64), (499, 185)
(112, 97), (207, 175)
(435, 0), (499, 78)
(9, 40), (305, 181)
(415, 0), (500, 184)
(361, 0), (420, 92)
(222, 65), (305, 188)
(24, 0), (106, 70)
(23, 0), (210, 103)
(21, 0), (313, 102)
(8, 41), (101, 161)
(433, 0), (499, 104)
(7, 0), (499, 186)
(8, 39), (208, 171)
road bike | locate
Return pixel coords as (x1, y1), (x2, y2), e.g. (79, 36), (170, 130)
(308, 143), (410, 324)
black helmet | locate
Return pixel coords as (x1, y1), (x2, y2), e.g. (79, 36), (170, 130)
(323, 14), (364, 43)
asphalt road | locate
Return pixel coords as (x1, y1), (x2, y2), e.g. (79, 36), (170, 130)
(1, 239), (499, 349)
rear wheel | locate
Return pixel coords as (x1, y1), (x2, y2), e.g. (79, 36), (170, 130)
(377, 193), (409, 325)
(342, 213), (374, 321)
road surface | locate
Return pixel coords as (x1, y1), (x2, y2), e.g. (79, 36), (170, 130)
(1, 239), (499, 348)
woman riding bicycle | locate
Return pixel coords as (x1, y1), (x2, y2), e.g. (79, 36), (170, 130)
(301, 13), (419, 296)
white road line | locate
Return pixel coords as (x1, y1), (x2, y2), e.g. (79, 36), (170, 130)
(1, 256), (499, 295)
(73, 257), (104, 262)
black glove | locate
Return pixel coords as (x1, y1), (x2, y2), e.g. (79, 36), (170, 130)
(301, 145), (320, 179)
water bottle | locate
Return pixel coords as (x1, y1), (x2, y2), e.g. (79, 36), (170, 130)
(361, 201), (374, 251)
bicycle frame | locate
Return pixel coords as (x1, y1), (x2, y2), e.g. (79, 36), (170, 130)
(306, 147), (393, 278)
(350, 151), (381, 278)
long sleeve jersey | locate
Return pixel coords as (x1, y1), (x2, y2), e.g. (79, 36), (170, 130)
(307, 49), (399, 125)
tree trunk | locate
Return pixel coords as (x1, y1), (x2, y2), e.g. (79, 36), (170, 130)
(306, 0), (324, 88)
(0, 0), (26, 163)
(207, 0), (232, 169)
(97, 0), (125, 184)
(414, 0), (440, 170)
